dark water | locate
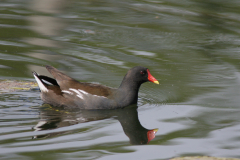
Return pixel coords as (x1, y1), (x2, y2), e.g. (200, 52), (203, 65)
(1, 0), (240, 159)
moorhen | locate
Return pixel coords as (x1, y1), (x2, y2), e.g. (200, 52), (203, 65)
(33, 65), (159, 109)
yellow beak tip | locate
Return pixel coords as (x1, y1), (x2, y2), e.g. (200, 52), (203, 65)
(153, 81), (159, 84)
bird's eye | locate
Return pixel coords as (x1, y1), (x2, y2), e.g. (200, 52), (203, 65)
(140, 71), (145, 75)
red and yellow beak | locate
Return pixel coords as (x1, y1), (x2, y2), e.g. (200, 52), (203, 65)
(147, 69), (159, 84)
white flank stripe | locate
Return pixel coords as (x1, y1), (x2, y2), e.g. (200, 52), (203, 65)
(69, 88), (81, 94)
(62, 90), (73, 95)
(76, 95), (83, 99)
(33, 74), (48, 92)
(93, 95), (107, 99)
(69, 88), (107, 99)
(69, 88), (84, 99)
(78, 89), (107, 98)
(78, 89), (88, 95)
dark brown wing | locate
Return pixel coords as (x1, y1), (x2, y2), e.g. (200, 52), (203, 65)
(46, 65), (114, 97)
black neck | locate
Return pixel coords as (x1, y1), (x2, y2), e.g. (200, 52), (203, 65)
(117, 75), (142, 106)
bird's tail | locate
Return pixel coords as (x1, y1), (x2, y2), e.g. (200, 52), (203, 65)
(32, 71), (49, 92)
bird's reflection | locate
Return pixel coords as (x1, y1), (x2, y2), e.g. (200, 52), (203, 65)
(33, 104), (158, 145)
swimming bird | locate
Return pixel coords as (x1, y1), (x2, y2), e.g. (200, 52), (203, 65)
(33, 65), (159, 109)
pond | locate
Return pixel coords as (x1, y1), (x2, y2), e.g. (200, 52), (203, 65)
(1, 0), (240, 159)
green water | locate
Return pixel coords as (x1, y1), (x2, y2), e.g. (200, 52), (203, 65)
(1, 0), (240, 159)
